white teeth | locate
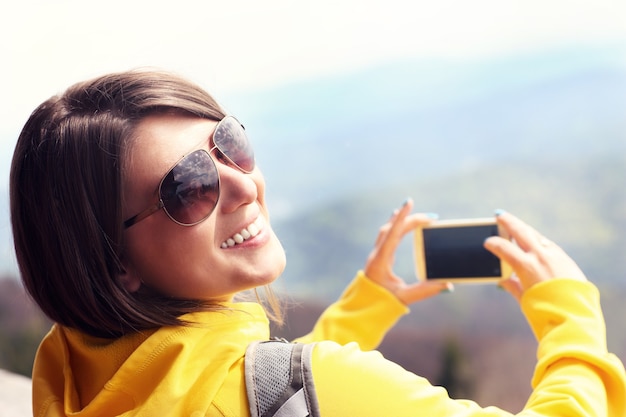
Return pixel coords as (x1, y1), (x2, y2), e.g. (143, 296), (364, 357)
(221, 217), (263, 248)
(248, 223), (259, 237)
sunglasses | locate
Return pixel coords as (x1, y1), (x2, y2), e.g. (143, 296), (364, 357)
(123, 116), (254, 228)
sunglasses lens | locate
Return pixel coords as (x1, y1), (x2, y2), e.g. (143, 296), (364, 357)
(159, 150), (219, 225)
(151, 117), (252, 226)
(213, 116), (255, 172)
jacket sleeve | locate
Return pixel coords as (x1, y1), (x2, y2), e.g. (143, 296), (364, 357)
(521, 279), (625, 416)
(309, 278), (626, 416)
(293, 270), (408, 350)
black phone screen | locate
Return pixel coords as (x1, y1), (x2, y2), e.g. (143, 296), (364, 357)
(423, 224), (501, 279)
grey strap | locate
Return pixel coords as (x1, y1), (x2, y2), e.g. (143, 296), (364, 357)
(245, 341), (320, 417)
(273, 389), (308, 417)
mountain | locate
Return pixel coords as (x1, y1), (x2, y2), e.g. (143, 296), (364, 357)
(268, 154), (626, 387)
(0, 47), (624, 409)
(272, 154), (626, 299)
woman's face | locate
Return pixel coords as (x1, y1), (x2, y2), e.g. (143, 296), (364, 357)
(121, 113), (286, 301)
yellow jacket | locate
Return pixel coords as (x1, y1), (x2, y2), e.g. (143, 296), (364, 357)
(32, 272), (626, 416)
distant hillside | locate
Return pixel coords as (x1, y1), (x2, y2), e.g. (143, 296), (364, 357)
(274, 154), (626, 298)
(268, 153), (626, 412)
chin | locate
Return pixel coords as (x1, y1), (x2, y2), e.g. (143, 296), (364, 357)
(241, 234), (285, 288)
(259, 256), (286, 286)
(267, 235), (287, 278)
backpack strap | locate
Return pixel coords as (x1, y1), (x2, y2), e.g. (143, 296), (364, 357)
(245, 340), (320, 417)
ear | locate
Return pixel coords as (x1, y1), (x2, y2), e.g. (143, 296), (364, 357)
(118, 261), (142, 293)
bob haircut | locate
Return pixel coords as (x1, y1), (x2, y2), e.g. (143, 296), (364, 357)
(11, 70), (281, 338)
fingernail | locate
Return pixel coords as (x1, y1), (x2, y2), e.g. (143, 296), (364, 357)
(440, 283), (454, 293)
(426, 213), (439, 220)
(402, 197), (412, 207)
(495, 209), (506, 217)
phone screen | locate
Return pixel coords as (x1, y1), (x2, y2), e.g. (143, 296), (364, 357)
(422, 224), (501, 279)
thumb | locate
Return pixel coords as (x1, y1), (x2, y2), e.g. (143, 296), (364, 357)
(397, 281), (454, 305)
(498, 276), (523, 303)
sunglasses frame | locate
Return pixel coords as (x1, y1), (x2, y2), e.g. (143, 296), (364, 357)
(123, 116), (253, 229)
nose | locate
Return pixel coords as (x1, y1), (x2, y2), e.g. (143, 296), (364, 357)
(216, 161), (259, 214)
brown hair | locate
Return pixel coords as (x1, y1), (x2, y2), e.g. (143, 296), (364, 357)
(11, 69), (281, 338)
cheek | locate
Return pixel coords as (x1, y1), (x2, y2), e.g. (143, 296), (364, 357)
(123, 230), (168, 282)
(123, 222), (214, 284)
(252, 170), (268, 207)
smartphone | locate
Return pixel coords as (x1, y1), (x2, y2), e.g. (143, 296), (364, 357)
(413, 218), (511, 283)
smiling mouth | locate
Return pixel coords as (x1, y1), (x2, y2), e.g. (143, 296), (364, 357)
(220, 216), (264, 249)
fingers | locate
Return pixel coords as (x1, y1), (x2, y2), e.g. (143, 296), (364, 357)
(483, 233), (528, 277)
(367, 199), (422, 279)
(376, 199), (437, 254)
(494, 211), (551, 253)
(373, 200), (411, 249)
(493, 211), (536, 252)
(485, 210), (588, 299)
(485, 213), (548, 290)
(374, 199), (410, 256)
(365, 199), (442, 305)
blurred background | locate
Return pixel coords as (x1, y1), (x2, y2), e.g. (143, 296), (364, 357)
(2, 0), (625, 412)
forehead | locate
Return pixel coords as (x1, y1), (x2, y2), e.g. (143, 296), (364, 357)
(124, 114), (218, 200)
(132, 114), (218, 165)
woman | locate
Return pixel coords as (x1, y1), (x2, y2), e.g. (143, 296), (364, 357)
(11, 70), (625, 416)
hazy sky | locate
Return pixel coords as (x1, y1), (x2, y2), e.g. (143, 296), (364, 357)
(3, 0), (626, 141)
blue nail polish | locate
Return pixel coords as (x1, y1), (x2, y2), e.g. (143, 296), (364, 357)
(440, 284), (454, 293)
(426, 213), (439, 219)
(494, 209), (506, 217)
(402, 198), (411, 207)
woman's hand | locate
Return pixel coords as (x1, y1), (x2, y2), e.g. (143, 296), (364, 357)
(484, 211), (587, 302)
(364, 199), (453, 306)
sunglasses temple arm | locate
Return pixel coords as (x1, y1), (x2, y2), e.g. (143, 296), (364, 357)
(123, 201), (165, 229)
